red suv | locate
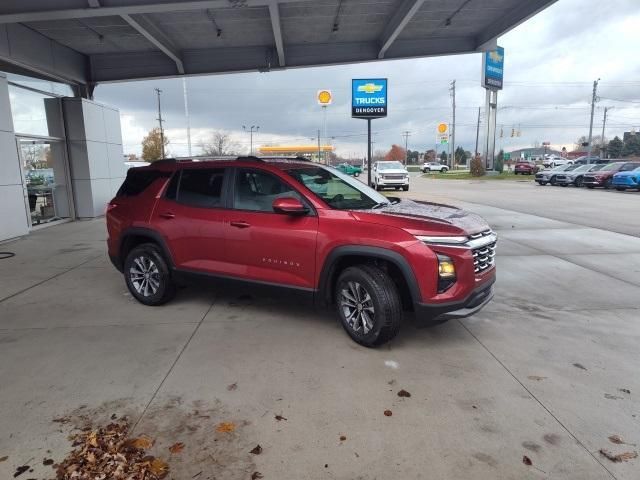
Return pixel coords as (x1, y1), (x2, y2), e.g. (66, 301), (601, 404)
(107, 157), (496, 347)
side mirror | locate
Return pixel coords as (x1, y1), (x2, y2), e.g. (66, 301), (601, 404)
(272, 197), (309, 215)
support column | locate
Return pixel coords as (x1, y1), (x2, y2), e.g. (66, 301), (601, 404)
(62, 98), (126, 218)
(483, 89), (498, 171)
(0, 73), (30, 242)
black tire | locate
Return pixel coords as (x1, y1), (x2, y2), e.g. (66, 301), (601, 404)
(441, 167), (448, 173)
(395, 186), (401, 190)
(335, 265), (402, 347)
(536, 180), (546, 186)
(560, 184), (568, 187)
(514, 171), (518, 175)
(354, 172), (360, 177)
(402, 186), (409, 191)
(124, 243), (176, 306)
(575, 176), (583, 187)
(604, 178), (613, 189)
(550, 176), (557, 186)
(615, 187), (626, 191)
(375, 184), (382, 191)
(587, 186), (595, 189)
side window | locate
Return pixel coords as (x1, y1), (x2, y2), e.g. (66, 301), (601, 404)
(234, 169), (301, 212)
(116, 169), (168, 197)
(177, 168), (225, 208)
(164, 171), (180, 200)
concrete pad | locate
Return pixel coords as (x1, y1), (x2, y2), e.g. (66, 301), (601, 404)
(464, 308), (640, 480)
(499, 228), (640, 255)
(488, 255), (640, 314)
(0, 324), (197, 480)
(0, 255), (214, 329)
(129, 297), (608, 480)
(495, 237), (542, 257)
(564, 253), (640, 287)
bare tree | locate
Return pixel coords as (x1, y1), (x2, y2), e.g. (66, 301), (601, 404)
(200, 131), (240, 156)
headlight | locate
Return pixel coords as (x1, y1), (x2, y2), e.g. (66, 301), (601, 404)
(416, 235), (468, 245)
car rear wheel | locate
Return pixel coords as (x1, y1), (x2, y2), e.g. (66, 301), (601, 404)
(604, 178), (613, 189)
(124, 243), (176, 306)
(616, 187), (626, 191)
(441, 167), (448, 173)
(550, 176), (557, 186)
(354, 172), (360, 177)
(335, 265), (402, 347)
(575, 176), (584, 187)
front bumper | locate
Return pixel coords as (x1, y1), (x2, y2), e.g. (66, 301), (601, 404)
(413, 276), (495, 326)
(582, 177), (604, 186)
(613, 178), (638, 188)
(377, 177), (410, 186)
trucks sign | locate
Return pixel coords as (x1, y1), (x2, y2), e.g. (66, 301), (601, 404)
(481, 46), (504, 90)
(352, 78), (388, 119)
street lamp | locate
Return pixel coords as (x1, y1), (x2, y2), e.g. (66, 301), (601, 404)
(242, 125), (259, 155)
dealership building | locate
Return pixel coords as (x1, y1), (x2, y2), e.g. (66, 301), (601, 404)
(0, 0), (556, 244)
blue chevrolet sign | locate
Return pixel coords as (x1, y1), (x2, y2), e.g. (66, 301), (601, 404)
(352, 78), (387, 118)
(482, 46), (504, 90)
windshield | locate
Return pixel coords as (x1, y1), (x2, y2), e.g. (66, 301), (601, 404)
(600, 163), (622, 171)
(377, 162), (404, 170)
(286, 165), (389, 210)
(572, 165), (591, 173)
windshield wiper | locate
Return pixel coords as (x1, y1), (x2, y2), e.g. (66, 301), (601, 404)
(371, 201), (390, 209)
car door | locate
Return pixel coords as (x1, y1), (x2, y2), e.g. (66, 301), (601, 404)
(151, 166), (230, 272)
(225, 167), (319, 289)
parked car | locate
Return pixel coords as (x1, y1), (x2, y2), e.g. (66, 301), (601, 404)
(372, 161), (410, 191)
(582, 162), (640, 189)
(555, 164), (604, 187)
(513, 160), (538, 175)
(535, 164), (578, 186)
(572, 156), (606, 165)
(336, 162), (362, 177)
(543, 155), (571, 168)
(422, 161), (449, 173)
(106, 157), (496, 347)
(612, 166), (640, 191)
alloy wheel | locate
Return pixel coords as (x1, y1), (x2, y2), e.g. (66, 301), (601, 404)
(129, 255), (161, 297)
(340, 281), (375, 334)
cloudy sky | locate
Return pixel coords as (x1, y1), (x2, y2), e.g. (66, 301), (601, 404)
(94, 0), (640, 159)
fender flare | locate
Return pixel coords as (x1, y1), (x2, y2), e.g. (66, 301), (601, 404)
(316, 245), (421, 306)
(117, 227), (175, 270)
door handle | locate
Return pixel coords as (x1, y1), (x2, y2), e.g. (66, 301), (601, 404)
(160, 212), (175, 219)
(230, 221), (250, 229)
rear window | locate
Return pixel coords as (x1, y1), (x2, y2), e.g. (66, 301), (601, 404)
(116, 169), (169, 197)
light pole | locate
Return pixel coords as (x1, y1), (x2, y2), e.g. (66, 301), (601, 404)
(242, 125), (259, 155)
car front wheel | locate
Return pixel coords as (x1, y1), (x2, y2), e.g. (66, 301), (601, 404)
(354, 172), (360, 177)
(335, 265), (402, 347)
(575, 176), (584, 187)
(124, 243), (176, 306)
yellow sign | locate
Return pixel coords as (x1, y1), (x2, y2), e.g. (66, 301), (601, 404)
(317, 90), (332, 105)
(437, 123), (448, 134)
(357, 83), (383, 94)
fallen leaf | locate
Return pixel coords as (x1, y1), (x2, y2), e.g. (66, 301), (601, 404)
(572, 363), (587, 371)
(397, 389), (411, 398)
(387, 379), (396, 385)
(619, 388), (631, 395)
(274, 415), (287, 422)
(384, 410), (393, 417)
(522, 455), (532, 466)
(527, 375), (547, 381)
(609, 435), (624, 445)
(599, 449), (638, 462)
(169, 442), (185, 454)
(251, 472), (263, 480)
(605, 393), (623, 400)
(52, 417), (71, 424)
(149, 457), (170, 478)
(227, 383), (238, 391)
(216, 422), (236, 433)
(249, 444), (263, 455)
(111, 413), (118, 420)
(339, 435), (347, 442)
(127, 435), (154, 450)
(13, 465), (29, 477)
(0, 456), (8, 463)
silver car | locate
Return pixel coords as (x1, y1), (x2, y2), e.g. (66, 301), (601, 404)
(535, 164), (578, 186)
(555, 164), (604, 187)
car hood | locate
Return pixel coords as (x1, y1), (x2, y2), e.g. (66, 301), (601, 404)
(613, 170), (639, 177)
(352, 199), (490, 236)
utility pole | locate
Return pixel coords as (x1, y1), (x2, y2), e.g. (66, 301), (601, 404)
(155, 88), (165, 159)
(402, 131), (411, 165)
(182, 78), (192, 157)
(474, 106), (481, 156)
(586, 78), (600, 164)
(317, 129), (321, 164)
(242, 125), (259, 155)
(600, 106), (609, 158)
(450, 80), (456, 168)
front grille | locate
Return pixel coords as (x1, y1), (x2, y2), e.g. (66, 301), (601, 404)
(471, 230), (496, 274)
(556, 175), (567, 180)
(384, 174), (405, 180)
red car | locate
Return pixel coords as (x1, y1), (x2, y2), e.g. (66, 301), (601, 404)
(514, 160), (538, 175)
(582, 161), (640, 189)
(107, 157), (496, 347)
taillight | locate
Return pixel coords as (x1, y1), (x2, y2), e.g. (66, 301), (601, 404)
(106, 201), (119, 214)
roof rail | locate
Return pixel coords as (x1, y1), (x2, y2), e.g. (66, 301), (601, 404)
(235, 155), (265, 162)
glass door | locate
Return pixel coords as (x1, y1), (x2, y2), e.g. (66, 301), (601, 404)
(17, 138), (72, 227)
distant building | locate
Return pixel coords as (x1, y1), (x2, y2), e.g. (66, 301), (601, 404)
(623, 131), (638, 143)
(507, 147), (562, 160)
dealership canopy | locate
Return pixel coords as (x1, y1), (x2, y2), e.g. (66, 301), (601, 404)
(0, 0), (556, 95)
